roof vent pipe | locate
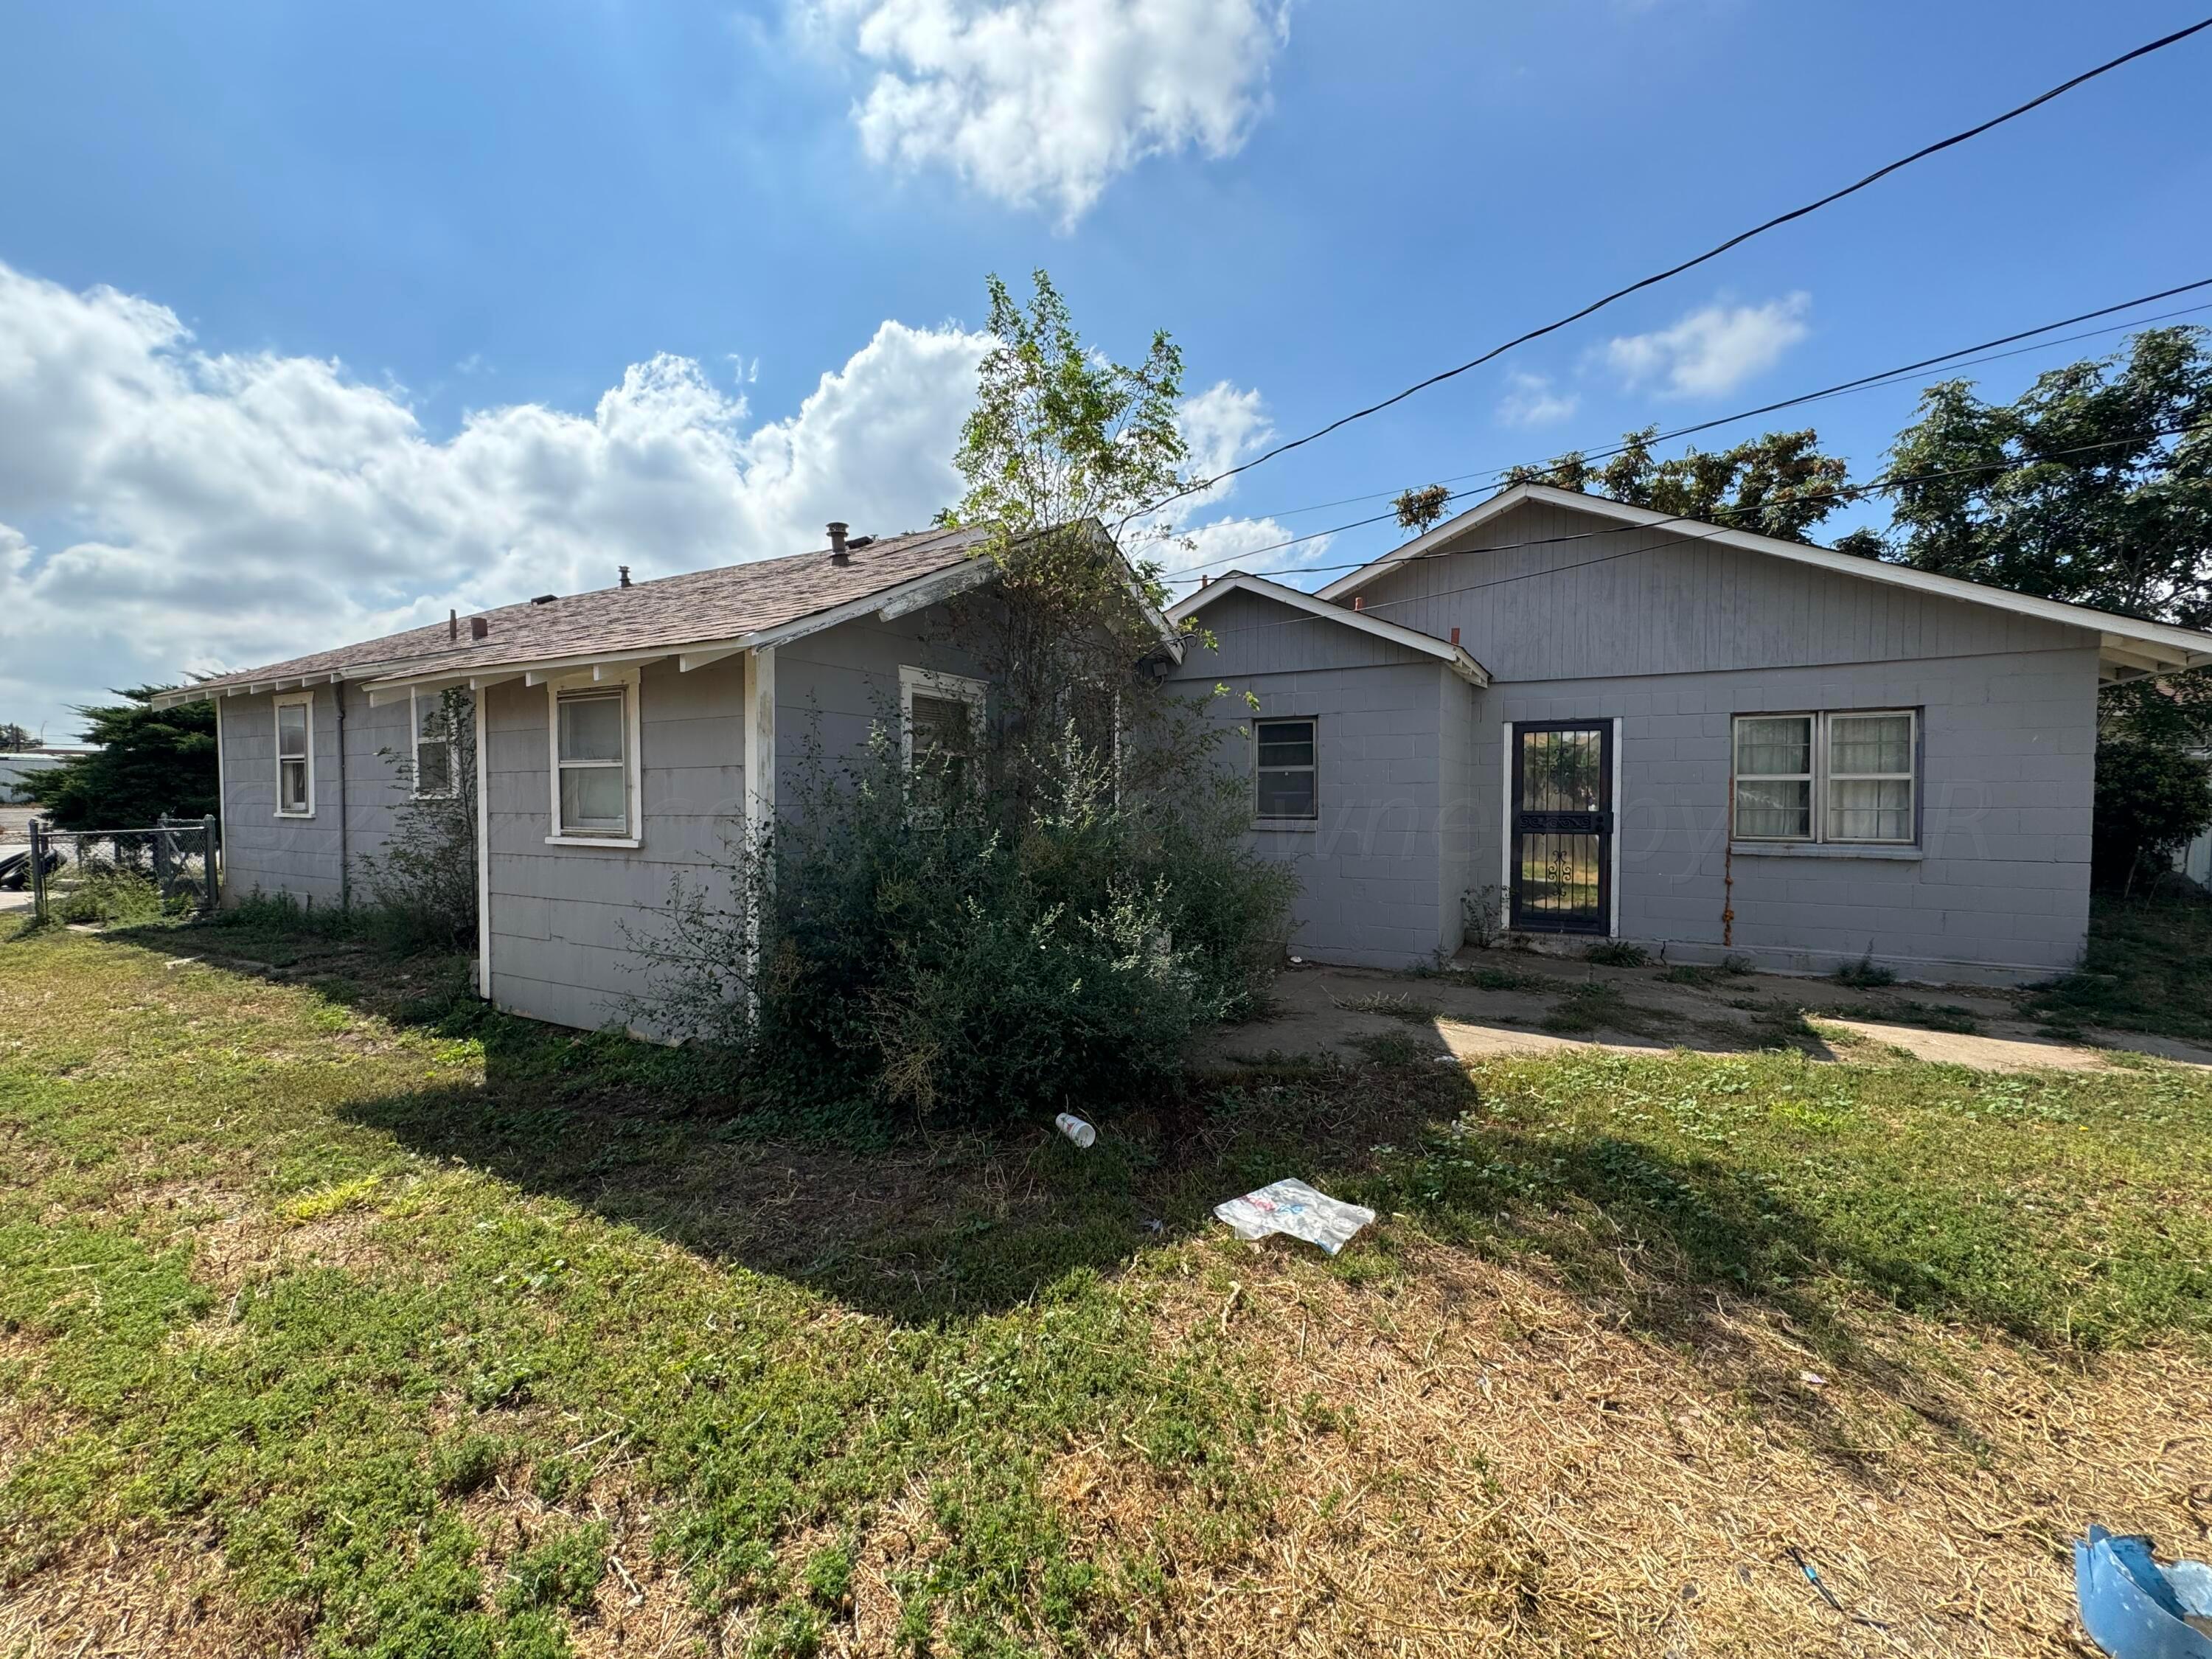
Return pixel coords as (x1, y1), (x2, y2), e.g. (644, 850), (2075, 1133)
(619, 566), (632, 588)
(827, 521), (850, 563)
(1352, 596), (1364, 612)
(449, 609), (458, 641)
(470, 616), (489, 641)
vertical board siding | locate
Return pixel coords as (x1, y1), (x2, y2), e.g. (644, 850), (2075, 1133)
(1358, 498), (2089, 683)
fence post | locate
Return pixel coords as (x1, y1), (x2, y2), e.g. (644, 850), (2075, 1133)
(28, 818), (46, 925)
(153, 812), (173, 900)
(201, 815), (220, 914)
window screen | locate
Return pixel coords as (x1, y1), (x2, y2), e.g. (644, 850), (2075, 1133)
(414, 690), (458, 798)
(1732, 715), (1812, 840)
(555, 689), (628, 835)
(276, 699), (312, 816)
(1731, 710), (1919, 845)
(1255, 719), (1317, 818)
(908, 692), (974, 761)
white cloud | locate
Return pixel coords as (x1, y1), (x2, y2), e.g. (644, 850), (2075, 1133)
(1137, 378), (1326, 582)
(806, 0), (1292, 222)
(0, 260), (990, 736)
(1495, 370), (1577, 428)
(1603, 292), (1811, 399)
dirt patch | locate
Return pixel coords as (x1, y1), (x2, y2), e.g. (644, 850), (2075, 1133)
(1117, 1238), (2212, 1657)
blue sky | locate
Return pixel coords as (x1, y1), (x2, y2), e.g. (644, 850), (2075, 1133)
(4, 0), (2210, 737)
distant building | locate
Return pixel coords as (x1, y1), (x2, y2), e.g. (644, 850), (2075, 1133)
(0, 750), (94, 804)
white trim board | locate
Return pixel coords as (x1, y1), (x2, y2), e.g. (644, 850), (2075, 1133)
(1170, 571), (1492, 686)
(543, 666), (644, 846)
(1316, 482), (2212, 682)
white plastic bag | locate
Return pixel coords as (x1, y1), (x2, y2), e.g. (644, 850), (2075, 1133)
(1213, 1178), (1376, 1256)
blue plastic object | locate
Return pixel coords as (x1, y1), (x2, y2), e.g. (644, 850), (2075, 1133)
(2076, 1526), (2212, 1658)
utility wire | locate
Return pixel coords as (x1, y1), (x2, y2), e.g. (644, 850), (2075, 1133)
(1157, 279), (2212, 581)
(1223, 291), (2212, 528)
(1134, 15), (2212, 525)
(1175, 417), (2212, 645)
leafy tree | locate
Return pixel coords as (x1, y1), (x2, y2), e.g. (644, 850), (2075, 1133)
(2093, 739), (2212, 892)
(0, 722), (39, 751)
(936, 268), (1192, 765)
(355, 688), (478, 948)
(627, 271), (1295, 1125)
(1500, 425), (1853, 543)
(24, 688), (215, 829)
(1871, 326), (2212, 744)
(1394, 483), (1453, 535)
(1877, 327), (2212, 624)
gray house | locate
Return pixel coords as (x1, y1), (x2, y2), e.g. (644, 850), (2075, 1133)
(1166, 483), (2212, 985)
(156, 487), (2212, 1029)
(156, 524), (1181, 1032)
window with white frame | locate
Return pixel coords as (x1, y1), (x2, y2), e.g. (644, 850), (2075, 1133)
(1732, 710), (1918, 845)
(274, 694), (314, 817)
(411, 688), (463, 799)
(900, 666), (986, 767)
(1254, 718), (1318, 820)
(549, 678), (637, 841)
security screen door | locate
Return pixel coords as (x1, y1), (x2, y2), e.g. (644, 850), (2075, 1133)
(1509, 722), (1613, 934)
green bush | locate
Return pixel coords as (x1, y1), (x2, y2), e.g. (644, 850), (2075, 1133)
(630, 715), (1295, 1130)
(52, 861), (178, 926)
(2095, 738), (2212, 891)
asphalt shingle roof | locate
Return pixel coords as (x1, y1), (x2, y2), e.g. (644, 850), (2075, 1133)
(187, 525), (991, 695)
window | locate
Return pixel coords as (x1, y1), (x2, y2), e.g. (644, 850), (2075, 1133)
(411, 688), (462, 799)
(1826, 712), (1915, 842)
(274, 694), (314, 817)
(1254, 718), (1318, 820)
(1732, 709), (1917, 845)
(900, 666), (986, 767)
(547, 675), (639, 843)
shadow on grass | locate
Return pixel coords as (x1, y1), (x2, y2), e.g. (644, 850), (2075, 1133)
(91, 915), (2135, 1422)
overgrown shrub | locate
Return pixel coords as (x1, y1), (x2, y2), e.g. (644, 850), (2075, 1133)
(629, 714), (1294, 1129)
(2094, 738), (2212, 892)
(355, 689), (478, 951)
(52, 860), (178, 925)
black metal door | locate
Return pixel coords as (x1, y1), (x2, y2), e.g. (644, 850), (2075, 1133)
(1509, 721), (1612, 934)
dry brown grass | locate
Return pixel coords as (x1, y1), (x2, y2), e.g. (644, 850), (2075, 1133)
(1104, 1238), (2212, 1658)
(0, 1541), (305, 1658)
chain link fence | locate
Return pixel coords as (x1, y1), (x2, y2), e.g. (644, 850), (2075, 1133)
(13, 816), (220, 925)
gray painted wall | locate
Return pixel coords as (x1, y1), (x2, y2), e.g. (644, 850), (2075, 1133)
(1355, 496), (2087, 681)
(1470, 649), (2099, 980)
(481, 655), (746, 1033)
(1178, 499), (2105, 982)
(218, 682), (412, 909)
(481, 599), (988, 1032)
(1170, 585), (1472, 968)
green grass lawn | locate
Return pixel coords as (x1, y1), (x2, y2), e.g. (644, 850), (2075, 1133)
(2025, 888), (2212, 1043)
(4, 914), (2212, 1655)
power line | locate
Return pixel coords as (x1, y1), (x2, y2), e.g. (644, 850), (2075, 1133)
(1222, 291), (2212, 529)
(1172, 417), (2212, 628)
(1135, 15), (2212, 524)
(1157, 279), (2212, 581)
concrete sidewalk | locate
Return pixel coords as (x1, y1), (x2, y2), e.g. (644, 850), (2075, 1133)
(1195, 949), (2212, 1075)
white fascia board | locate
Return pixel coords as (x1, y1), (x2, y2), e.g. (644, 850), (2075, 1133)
(1318, 482), (2212, 669)
(1172, 571), (1492, 686)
